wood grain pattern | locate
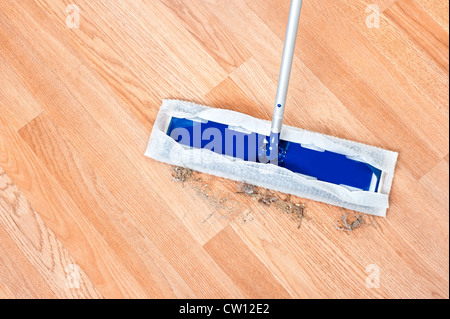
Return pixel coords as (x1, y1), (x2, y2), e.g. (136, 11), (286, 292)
(0, 0), (448, 299)
(204, 226), (291, 299)
(0, 167), (102, 299)
(385, 0), (449, 74)
(330, 0), (449, 119)
(0, 224), (56, 299)
(0, 56), (42, 131)
(415, 0), (450, 33)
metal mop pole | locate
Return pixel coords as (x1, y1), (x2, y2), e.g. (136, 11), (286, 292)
(266, 0), (303, 161)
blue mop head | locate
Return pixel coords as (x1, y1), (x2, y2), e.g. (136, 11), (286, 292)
(167, 117), (383, 193)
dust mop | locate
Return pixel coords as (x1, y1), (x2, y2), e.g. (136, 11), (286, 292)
(145, 0), (398, 217)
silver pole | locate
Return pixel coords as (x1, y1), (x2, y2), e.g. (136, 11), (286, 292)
(271, 0), (303, 134)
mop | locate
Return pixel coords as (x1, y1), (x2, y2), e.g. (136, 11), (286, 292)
(145, 0), (398, 217)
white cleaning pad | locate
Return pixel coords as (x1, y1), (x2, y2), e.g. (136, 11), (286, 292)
(145, 100), (398, 217)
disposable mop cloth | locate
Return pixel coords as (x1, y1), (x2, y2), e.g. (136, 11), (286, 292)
(145, 100), (398, 217)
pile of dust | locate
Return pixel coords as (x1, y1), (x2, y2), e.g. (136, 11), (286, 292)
(237, 183), (306, 229)
(171, 166), (241, 221)
(171, 168), (379, 232)
(172, 166), (193, 183)
(193, 179), (242, 222)
(171, 167), (306, 228)
(334, 213), (365, 232)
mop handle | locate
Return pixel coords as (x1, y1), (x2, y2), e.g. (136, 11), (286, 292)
(271, 0), (303, 134)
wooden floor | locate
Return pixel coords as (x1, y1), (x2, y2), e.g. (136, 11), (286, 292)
(0, 0), (448, 299)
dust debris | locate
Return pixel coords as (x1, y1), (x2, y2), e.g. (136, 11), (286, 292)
(237, 183), (257, 196)
(171, 170), (307, 227)
(275, 199), (306, 229)
(335, 213), (365, 232)
(171, 166), (242, 222)
(236, 182), (307, 229)
(172, 166), (193, 183)
(240, 210), (254, 224)
(259, 192), (278, 206)
(193, 182), (239, 216)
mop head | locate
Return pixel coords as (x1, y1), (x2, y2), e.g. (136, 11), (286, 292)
(145, 100), (398, 217)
